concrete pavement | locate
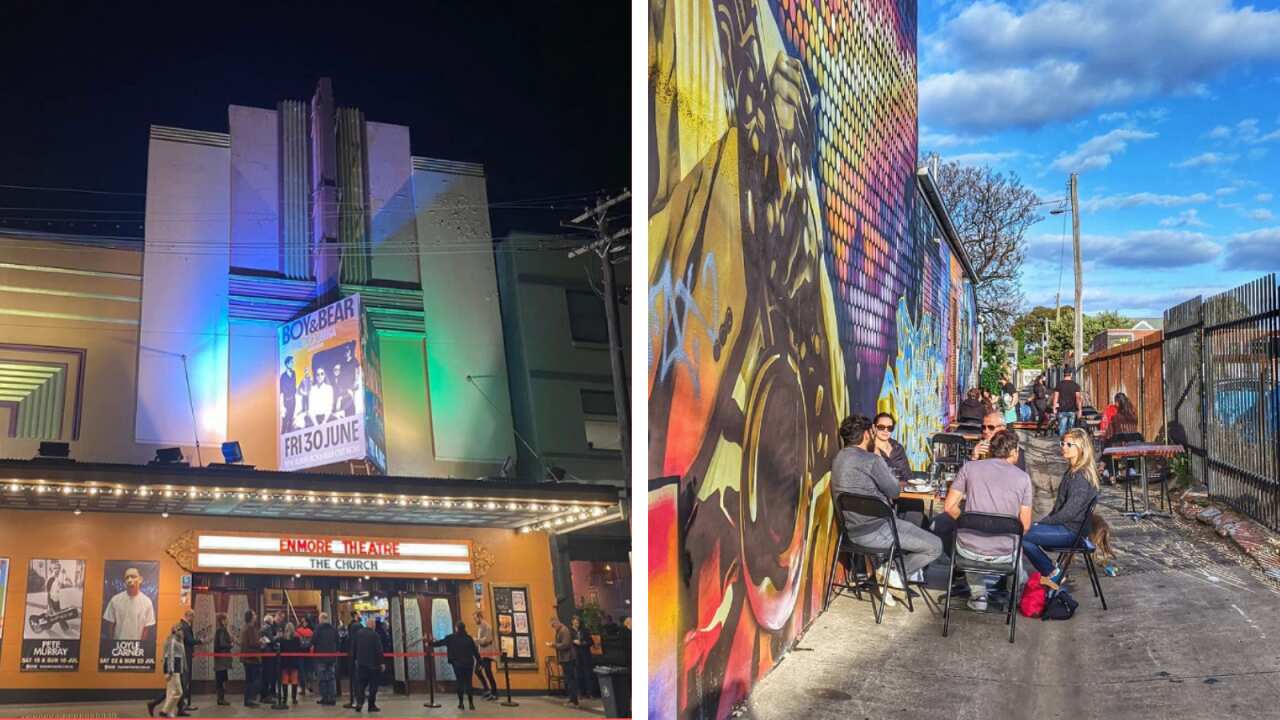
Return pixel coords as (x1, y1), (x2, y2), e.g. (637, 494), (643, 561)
(0, 692), (605, 719)
(742, 435), (1280, 720)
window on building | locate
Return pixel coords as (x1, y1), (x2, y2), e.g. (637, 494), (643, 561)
(566, 289), (609, 344)
(581, 389), (620, 451)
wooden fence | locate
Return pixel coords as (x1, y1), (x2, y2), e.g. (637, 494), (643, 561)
(1081, 331), (1165, 441)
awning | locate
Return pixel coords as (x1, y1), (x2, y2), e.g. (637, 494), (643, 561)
(0, 459), (623, 533)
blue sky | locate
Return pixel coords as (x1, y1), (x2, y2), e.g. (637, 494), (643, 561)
(918, 0), (1280, 318)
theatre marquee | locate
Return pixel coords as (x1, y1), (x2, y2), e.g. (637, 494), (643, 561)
(188, 532), (474, 579)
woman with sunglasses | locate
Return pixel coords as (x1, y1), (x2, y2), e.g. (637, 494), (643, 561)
(1022, 427), (1100, 587)
(870, 412), (911, 483)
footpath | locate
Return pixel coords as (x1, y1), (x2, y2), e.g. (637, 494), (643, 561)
(743, 434), (1280, 720)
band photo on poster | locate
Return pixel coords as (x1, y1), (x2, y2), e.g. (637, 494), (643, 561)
(98, 561), (159, 672)
(21, 558), (85, 671)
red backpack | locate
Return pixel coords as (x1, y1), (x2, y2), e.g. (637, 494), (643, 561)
(1019, 572), (1046, 618)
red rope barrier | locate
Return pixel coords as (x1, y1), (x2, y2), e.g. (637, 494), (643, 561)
(194, 650), (502, 658)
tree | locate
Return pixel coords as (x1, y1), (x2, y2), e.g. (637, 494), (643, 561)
(1028, 308), (1132, 367)
(931, 160), (1042, 337)
(979, 340), (1008, 395)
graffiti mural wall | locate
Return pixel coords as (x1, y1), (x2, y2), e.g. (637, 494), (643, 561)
(647, 1), (978, 719)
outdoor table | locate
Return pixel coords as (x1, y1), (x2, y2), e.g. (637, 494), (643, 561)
(1102, 444), (1183, 520)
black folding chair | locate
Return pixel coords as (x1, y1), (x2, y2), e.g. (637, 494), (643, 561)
(1040, 496), (1108, 610)
(929, 432), (970, 482)
(825, 492), (934, 623)
(941, 512), (1024, 643)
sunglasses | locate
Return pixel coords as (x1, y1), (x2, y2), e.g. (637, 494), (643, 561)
(983, 424), (1004, 431)
(1061, 441), (1079, 448)
(875, 424), (894, 431)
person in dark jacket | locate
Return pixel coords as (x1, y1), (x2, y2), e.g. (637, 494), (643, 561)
(958, 388), (986, 424)
(343, 613), (362, 709)
(178, 609), (202, 713)
(374, 618), (393, 687)
(545, 617), (578, 705)
(213, 613), (233, 706)
(1032, 376), (1049, 421)
(570, 615), (595, 700)
(239, 610), (262, 708)
(351, 622), (383, 713)
(1023, 427), (1101, 588)
(431, 621), (483, 711)
(870, 412), (912, 482)
(312, 612), (340, 705)
(260, 612), (280, 703)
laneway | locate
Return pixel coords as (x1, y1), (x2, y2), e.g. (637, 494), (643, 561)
(744, 435), (1280, 720)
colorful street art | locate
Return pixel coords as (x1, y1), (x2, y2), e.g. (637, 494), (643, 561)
(648, 2), (978, 719)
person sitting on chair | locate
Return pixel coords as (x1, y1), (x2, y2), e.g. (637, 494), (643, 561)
(971, 412), (1028, 472)
(957, 388), (986, 425)
(832, 415), (942, 600)
(941, 429), (1033, 611)
(1023, 428), (1101, 589)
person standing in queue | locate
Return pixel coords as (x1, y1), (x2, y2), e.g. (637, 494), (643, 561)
(239, 610), (262, 708)
(178, 609), (202, 713)
(351, 619), (384, 713)
(546, 617), (578, 706)
(570, 615), (596, 700)
(344, 613), (362, 709)
(212, 613), (233, 706)
(312, 612), (340, 706)
(472, 611), (499, 700)
(277, 622), (303, 705)
(431, 621), (483, 711)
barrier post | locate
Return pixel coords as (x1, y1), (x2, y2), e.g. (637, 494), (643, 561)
(422, 646), (441, 708)
(499, 653), (519, 707)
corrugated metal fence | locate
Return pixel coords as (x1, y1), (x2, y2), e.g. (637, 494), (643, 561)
(1083, 273), (1280, 531)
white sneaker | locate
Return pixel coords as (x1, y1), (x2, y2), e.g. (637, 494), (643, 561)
(967, 595), (989, 611)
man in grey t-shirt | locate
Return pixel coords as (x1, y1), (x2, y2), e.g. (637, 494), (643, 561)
(832, 415), (942, 582)
(942, 430), (1032, 610)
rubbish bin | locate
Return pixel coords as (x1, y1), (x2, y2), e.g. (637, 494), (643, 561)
(594, 665), (631, 718)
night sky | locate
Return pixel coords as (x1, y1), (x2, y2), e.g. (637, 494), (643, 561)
(0, 1), (630, 238)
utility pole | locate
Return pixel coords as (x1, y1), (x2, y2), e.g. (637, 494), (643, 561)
(1070, 173), (1084, 376)
(564, 191), (631, 484)
(1042, 317), (1050, 374)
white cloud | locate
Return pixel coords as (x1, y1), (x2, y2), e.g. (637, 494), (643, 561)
(920, 1), (1280, 131)
(1083, 191), (1210, 212)
(1249, 208), (1275, 222)
(1222, 227), (1280, 270)
(920, 128), (988, 149)
(945, 150), (1024, 166)
(1256, 193), (1274, 203)
(1207, 125), (1232, 140)
(1023, 285), (1231, 315)
(1215, 186), (1239, 197)
(1026, 229), (1220, 269)
(1051, 128), (1157, 172)
(1159, 208), (1208, 228)
(1172, 152), (1238, 169)
(1098, 112), (1128, 123)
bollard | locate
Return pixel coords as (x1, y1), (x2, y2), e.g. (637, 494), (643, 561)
(422, 648), (442, 708)
(499, 653), (519, 707)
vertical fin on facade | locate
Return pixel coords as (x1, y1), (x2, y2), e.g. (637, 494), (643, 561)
(310, 78), (340, 300)
(278, 99), (312, 280)
(338, 106), (372, 285)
